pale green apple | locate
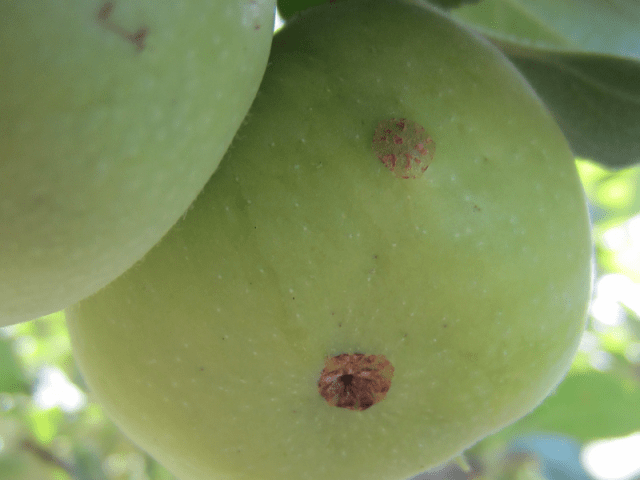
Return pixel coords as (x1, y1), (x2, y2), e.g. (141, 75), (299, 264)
(66, 1), (592, 479)
(0, 0), (276, 325)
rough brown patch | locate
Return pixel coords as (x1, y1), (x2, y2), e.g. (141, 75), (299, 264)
(317, 353), (394, 411)
(372, 118), (435, 179)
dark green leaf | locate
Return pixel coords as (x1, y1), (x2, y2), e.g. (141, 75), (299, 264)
(450, 0), (640, 168)
(427, 0), (484, 9)
(277, 0), (328, 19)
(498, 45), (640, 169)
(451, 0), (640, 56)
(277, 0), (483, 19)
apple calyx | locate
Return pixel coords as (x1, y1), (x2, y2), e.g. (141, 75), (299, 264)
(372, 118), (435, 179)
(317, 353), (394, 411)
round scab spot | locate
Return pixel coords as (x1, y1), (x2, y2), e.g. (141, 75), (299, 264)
(317, 353), (394, 411)
(372, 118), (435, 179)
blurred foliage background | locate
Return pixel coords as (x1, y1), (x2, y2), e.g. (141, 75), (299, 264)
(1, 162), (639, 480)
(3, 1), (640, 478)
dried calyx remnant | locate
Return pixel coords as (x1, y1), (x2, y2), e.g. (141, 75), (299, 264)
(372, 118), (435, 179)
(317, 353), (394, 411)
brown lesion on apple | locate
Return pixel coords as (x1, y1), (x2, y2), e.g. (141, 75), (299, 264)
(318, 353), (394, 411)
(372, 118), (435, 179)
(97, 2), (148, 52)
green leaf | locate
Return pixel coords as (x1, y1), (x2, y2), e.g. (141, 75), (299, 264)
(450, 0), (640, 168)
(499, 370), (640, 442)
(71, 444), (110, 480)
(277, 0), (482, 19)
(578, 160), (640, 228)
(427, 0), (484, 9)
(26, 407), (64, 445)
(451, 0), (640, 56)
(277, 0), (327, 19)
(0, 336), (29, 394)
(497, 45), (640, 169)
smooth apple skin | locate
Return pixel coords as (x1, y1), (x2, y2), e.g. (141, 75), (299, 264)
(0, 0), (275, 325)
(66, 1), (592, 479)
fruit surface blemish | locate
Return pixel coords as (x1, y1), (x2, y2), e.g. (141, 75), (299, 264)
(317, 353), (394, 411)
(372, 118), (434, 179)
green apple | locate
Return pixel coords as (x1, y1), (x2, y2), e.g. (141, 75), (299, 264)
(66, 1), (592, 479)
(0, 0), (276, 325)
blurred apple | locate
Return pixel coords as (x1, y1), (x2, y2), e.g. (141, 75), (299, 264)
(66, 1), (592, 479)
(0, 0), (275, 325)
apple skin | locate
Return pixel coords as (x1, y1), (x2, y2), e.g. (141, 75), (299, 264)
(66, 1), (593, 479)
(0, 0), (275, 325)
